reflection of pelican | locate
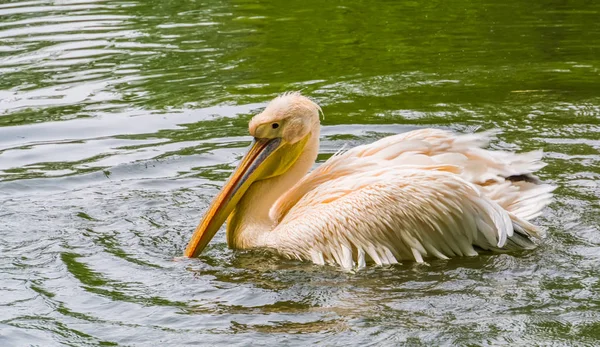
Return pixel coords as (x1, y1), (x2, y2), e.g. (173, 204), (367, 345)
(185, 92), (554, 268)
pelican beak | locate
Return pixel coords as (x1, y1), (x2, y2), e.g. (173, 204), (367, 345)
(184, 137), (283, 258)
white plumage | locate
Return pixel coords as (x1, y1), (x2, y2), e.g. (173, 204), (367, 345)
(265, 128), (553, 267)
(185, 93), (554, 269)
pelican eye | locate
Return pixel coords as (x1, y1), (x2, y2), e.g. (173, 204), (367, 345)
(272, 123), (279, 129)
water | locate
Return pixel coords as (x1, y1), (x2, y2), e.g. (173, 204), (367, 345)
(1, 0), (599, 345)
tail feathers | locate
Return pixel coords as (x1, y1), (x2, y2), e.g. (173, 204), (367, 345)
(503, 183), (555, 221)
(479, 179), (555, 222)
(503, 214), (545, 250)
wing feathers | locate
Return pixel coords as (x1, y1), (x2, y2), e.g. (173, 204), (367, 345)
(266, 129), (554, 268)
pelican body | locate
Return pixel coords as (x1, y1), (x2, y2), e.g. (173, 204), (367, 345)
(185, 93), (554, 269)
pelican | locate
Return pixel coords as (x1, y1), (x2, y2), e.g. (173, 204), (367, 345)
(185, 92), (554, 269)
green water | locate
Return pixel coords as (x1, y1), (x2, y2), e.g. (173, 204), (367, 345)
(1, 0), (600, 345)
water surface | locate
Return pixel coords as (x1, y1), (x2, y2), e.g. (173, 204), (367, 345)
(1, 0), (600, 345)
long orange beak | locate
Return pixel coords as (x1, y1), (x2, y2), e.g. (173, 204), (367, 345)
(184, 138), (281, 258)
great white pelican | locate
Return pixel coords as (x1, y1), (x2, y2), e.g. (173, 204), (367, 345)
(185, 92), (554, 269)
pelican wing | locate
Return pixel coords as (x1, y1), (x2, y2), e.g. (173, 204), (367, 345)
(271, 129), (553, 222)
(266, 129), (554, 268)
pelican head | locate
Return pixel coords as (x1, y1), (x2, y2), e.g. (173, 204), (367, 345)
(185, 93), (321, 257)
